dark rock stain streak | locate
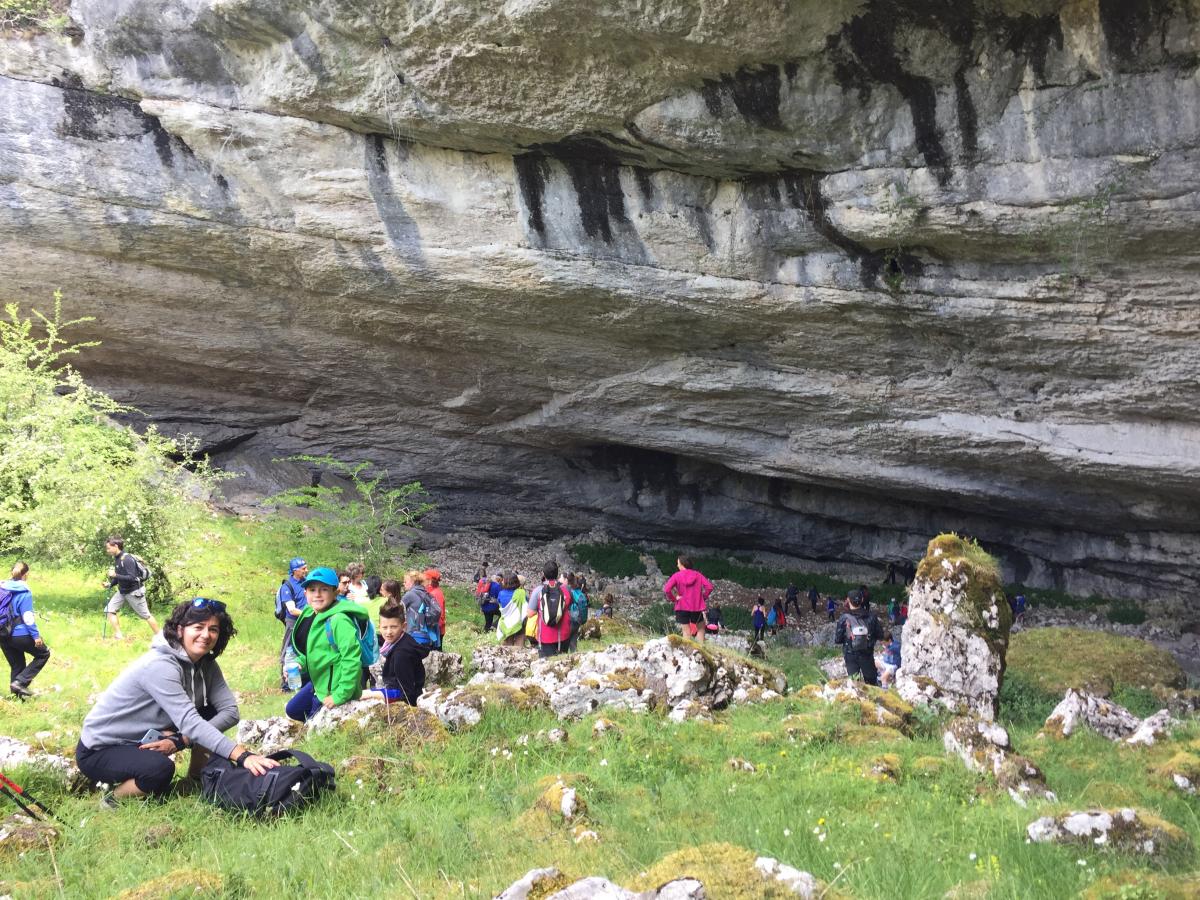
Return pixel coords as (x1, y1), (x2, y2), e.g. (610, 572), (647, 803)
(700, 64), (784, 130)
(364, 134), (425, 262)
(514, 137), (630, 243)
(53, 73), (196, 169)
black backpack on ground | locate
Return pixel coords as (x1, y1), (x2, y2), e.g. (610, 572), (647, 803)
(200, 749), (335, 816)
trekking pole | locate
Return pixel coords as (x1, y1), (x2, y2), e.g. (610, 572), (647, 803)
(0, 770), (53, 820)
(0, 772), (45, 820)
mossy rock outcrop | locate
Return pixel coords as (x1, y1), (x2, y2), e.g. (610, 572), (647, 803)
(1008, 629), (1185, 698)
(630, 842), (837, 899)
(1081, 871), (1200, 899)
(116, 870), (224, 900)
(897, 534), (1011, 721)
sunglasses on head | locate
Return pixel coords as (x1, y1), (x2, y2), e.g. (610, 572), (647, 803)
(190, 597), (227, 614)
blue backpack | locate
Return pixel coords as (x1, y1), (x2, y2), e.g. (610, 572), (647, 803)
(0, 586), (16, 638)
(410, 598), (441, 647)
(569, 588), (589, 625)
(275, 579), (303, 624)
(324, 612), (379, 666)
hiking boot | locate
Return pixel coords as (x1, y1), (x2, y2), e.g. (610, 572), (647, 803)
(98, 792), (120, 811)
(9, 683), (32, 699)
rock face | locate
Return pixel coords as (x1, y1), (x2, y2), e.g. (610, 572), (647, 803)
(898, 535), (1012, 720)
(2, 2), (1199, 600)
(943, 716), (1054, 807)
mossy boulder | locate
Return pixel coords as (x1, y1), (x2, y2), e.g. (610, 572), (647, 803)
(1027, 808), (1190, 858)
(863, 753), (903, 783)
(0, 813), (57, 863)
(1008, 629), (1185, 698)
(115, 869), (224, 900)
(1081, 871), (1200, 899)
(898, 534), (1011, 721)
(630, 842), (835, 899)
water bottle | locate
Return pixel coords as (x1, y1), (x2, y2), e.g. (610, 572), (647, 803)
(284, 656), (302, 692)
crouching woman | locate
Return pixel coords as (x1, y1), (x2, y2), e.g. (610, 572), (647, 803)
(76, 598), (279, 805)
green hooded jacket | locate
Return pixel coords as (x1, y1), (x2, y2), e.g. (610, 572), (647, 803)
(289, 599), (369, 706)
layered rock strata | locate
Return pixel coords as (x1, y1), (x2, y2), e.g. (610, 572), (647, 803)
(2, 1), (1199, 599)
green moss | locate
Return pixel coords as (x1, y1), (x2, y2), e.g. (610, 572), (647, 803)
(115, 870), (224, 900)
(1007, 629), (1185, 698)
(916, 534), (1011, 653)
(630, 842), (830, 899)
(1153, 752), (1200, 781)
(1082, 871), (1200, 899)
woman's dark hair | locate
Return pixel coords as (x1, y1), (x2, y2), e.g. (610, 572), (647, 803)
(382, 579), (402, 601)
(678, 556), (693, 569)
(163, 600), (236, 659)
(503, 573), (520, 591)
(11, 561), (28, 579)
(365, 575), (383, 599)
(566, 573), (579, 589)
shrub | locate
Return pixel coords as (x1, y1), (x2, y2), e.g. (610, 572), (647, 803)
(638, 601), (674, 635)
(0, 295), (222, 602)
(569, 542), (646, 578)
(265, 455), (432, 575)
(1106, 599), (1147, 625)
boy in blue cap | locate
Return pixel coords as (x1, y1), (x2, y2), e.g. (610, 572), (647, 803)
(285, 566), (370, 721)
(277, 557), (307, 692)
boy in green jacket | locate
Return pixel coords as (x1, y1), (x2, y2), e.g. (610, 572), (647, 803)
(284, 566), (369, 722)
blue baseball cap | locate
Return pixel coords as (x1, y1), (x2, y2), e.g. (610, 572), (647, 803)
(289, 557), (307, 573)
(301, 566), (338, 588)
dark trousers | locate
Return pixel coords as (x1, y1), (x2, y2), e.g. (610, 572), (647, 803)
(76, 741), (175, 797)
(285, 680), (321, 722)
(844, 650), (879, 686)
(753, 626), (766, 643)
(783, 599), (803, 619)
(2, 635), (50, 688)
(482, 609), (498, 631)
(538, 641), (565, 659)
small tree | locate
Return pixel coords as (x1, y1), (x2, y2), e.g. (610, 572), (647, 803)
(266, 455), (433, 575)
(0, 293), (222, 603)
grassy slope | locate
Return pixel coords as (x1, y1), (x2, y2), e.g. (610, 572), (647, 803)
(1, 516), (1198, 899)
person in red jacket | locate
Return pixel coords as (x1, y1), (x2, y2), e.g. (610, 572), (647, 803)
(423, 568), (447, 650)
(662, 556), (714, 642)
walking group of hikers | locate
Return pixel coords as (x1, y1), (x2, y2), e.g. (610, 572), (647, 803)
(1, 536), (935, 808)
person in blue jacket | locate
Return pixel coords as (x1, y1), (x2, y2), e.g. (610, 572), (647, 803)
(2, 562), (50, 699)
(276, 557), (307, 692)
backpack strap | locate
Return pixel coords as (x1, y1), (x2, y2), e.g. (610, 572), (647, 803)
(267, 749), (325, 772)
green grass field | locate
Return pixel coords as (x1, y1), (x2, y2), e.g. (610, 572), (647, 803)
(2, 515), (1198, 899)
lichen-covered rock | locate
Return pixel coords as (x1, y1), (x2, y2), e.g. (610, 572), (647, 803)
(417, 687), (485, 730)
(944, 716), (1054, 806)
(472, 645), (536, 680)
(1042, 689), (1141, 740)
(494, 867), (565, 900)
(1081, 871), (1200, 900)
(115, 870), (224, 900)
(798, 679), (914, 734)
(0, 814), (57, 862)
(577, 619), (603, 641)
(1153, 752), (1200, 795)
(423, 651), (465, 687)
(1026, 808), (1189, 857)
(863, 754), (902, 783)
(706, 633), (751, 655)
(0, 735), (77, 786)
(1125, 710), (1177, 747)
(898, 535), (1012, 721)
(592, 718), (622, 739)
(631, 842), (832, 898)
(235, 716), (303, 754)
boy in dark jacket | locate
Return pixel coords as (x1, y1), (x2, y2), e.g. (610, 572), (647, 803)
(835, 593), (884, 686)
(368, 601), (430, 706)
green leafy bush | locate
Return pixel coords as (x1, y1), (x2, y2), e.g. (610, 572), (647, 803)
(265, 455), (432, 576)
(0, 295), (223, 603)
(1106, 599), (1147, 625)
(569, 542), (646, 578)
(638, 601), (674, 635)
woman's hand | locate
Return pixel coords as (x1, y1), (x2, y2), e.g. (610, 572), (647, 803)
(138, 738), (178, 755)
(242, 754), (282, 776)
(322, 696), (335, 710)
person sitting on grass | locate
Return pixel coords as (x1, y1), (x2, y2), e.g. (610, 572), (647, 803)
(285, 566), (371, 722)
(364, 600), (429, 705)
(76, 598), (280, 807)
(2, 562), (50, 700)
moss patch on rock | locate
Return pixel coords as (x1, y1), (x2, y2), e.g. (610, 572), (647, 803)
(630, 842), (825, 899)
(1007, 629), (1185, 698)
(916, 533), (1011, 649)
(115, 869), (224, 900)
(1081, 870), (1200, 899)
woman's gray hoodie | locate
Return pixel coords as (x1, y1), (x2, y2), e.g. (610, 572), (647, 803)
(80, 634), (238, 758)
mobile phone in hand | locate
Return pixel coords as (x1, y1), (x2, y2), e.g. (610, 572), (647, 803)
(140, 729), (164, 744)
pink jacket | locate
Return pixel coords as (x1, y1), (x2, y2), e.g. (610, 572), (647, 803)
(663, 568), (713, 613)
